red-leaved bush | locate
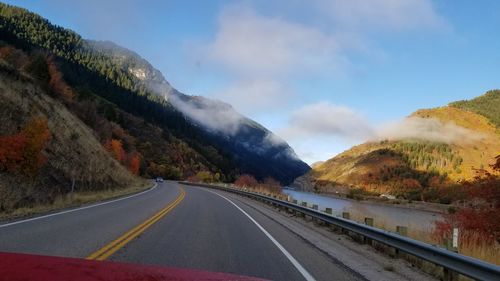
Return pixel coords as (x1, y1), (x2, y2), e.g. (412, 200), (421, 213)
(434, 155), (500, 243)
(234, 174), (258, 188)
(0, 117), (52, 177)
(104, 138), (142, 175)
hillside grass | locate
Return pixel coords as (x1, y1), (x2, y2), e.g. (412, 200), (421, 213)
(412, 106), (500, 180)
(0, 180), (151, 221)
(308, 102), (500, 200)
(0, 52), (146, 214)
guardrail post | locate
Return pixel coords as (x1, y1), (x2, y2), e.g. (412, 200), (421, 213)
(300, 202), (307, 218)
(396, 226), (407, 236)
(442, 238), (460, 280)
(364, 218), (374, 245)
(323, 208), (333, 227)
(311, 205), (319, 223)
(394, 226), (408, 258)
(443, 267), (459, 281)
(341, 212), (350, 234)
(444, 238), (458, 252)
(290, 200), (298, 215)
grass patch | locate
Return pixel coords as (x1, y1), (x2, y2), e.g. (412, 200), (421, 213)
(0, 180), (151, 221)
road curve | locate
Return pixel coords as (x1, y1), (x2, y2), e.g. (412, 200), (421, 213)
(0, 182), (180, 257)
(0, 181), (363, 281)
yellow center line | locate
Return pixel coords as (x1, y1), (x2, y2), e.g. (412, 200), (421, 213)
(86, 187), (186, 261)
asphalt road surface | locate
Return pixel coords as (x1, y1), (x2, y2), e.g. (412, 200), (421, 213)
(0, 181), (363, 281)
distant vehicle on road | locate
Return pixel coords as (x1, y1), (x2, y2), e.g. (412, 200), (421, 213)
(155, 177), (164, 183)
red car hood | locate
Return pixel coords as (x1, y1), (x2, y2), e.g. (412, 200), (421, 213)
(0, 252), (267, 281)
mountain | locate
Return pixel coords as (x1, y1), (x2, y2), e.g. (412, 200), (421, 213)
(0, 3), (309, 185)
(0, 53), (145, 212)
(88, 40), (310, 184)
(295, 90), (500, 202)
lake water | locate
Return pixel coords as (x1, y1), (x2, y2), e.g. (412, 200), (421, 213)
(283, 189), (443, 234)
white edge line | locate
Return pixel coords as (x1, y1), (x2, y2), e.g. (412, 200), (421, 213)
(0, 182), (159, 228)
(206, 189), (316, 281)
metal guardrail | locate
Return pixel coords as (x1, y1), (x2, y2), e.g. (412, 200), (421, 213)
(180, 181), (500, 281)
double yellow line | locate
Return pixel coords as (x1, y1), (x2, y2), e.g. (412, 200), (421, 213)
(86, 188), (186, 261)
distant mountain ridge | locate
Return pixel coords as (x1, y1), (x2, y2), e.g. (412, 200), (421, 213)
(88, 40), (309, 183)
(0, 3), (310, 184)
(295, 90), (500, 201)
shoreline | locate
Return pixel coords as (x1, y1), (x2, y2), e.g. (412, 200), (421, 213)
(284, 188), (449, 214)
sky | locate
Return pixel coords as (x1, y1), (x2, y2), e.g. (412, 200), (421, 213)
(5, 0), (500, 164)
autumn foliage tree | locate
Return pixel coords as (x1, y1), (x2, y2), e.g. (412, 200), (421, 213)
(262, 177), (282, 193)
(234, 174), (258, 188)
(127, 152), (141, 175)
(0, 45), (28, 69)
(0, 134), (27, 173)
(47, 56), (74, 103)
(0, 117), (52, 177)
(105, 138), (143, 176)
(105, 139), (126, 163)
(434, 155), (500, 243)
(186, 174), (200, 183)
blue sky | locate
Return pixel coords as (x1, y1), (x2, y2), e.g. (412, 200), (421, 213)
(5, 0), (500, 164)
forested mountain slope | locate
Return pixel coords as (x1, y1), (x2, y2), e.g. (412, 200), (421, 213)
(0, 52), (144, 213)
(0, 3), (309, 184)
(295, 91), (500, 202)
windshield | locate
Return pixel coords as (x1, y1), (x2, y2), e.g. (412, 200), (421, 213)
(0, 1), (499, 280)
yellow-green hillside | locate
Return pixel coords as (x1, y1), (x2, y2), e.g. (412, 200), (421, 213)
(299, 91), (500, 201)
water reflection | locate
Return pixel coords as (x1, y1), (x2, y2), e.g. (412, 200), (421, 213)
(283, 189), (442, 234)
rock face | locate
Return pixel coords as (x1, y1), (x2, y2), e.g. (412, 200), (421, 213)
(85, 40), (175, 100)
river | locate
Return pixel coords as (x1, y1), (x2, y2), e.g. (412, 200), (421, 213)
(283, 189), (443, 236)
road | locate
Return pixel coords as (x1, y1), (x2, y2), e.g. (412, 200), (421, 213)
(0, 181), (363, 281)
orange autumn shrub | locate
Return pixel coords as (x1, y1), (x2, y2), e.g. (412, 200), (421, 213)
(0, 134), (27, 173)
(0, 117), (52, 177)
(434, 155), (500, 243)
(47, 56), (74, 103)
(234, 174), (258, 188)
(105, 138), (142, 175)
(127, 152), (141, 175)
(105, 139), (126, 163)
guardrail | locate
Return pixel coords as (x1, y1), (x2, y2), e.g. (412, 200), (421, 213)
(179, 181), (500, 281)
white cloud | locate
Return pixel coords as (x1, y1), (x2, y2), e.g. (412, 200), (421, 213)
(202, 4), (348, 115)
(200, 1), (449, 120)
(207, 4), (344, 77)
(275, 103), (481, 163)
(375, 117), (482, 144)
(168, 94), (243, 135)
(315, 0), (448, 32)
(280, 102), (374, 141)
(214, 79), (290, 114)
